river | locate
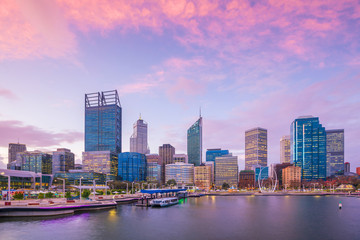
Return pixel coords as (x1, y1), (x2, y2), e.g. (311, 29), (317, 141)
(0, 195), (359, 240)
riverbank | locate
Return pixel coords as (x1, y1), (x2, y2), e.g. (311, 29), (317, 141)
(205, 191), (360, 197)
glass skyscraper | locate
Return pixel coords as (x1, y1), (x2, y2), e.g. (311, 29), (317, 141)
(17, 151), (52, 174)
(326, 129), (344, 177)
(206, 149), (229, 163)
(280, 135), (291, 164)
(245, 127), (267, 170)
(130, 118), (149, 154)
(118, 152), (147, 182)
(52, 148), (75, 173)
(187, 116), (202, 166)
(290, 116), (326, 180)
(85, 90), (122, 153)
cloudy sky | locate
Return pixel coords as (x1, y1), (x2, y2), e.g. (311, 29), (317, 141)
(0, 0), (359, 171)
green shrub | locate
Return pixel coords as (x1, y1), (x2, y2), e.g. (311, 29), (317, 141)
(65, 192), (72, 199)
(45, 192), (54, 198)
(13, 192), (24, 200)
(82, 189), (91, 199)
(38, 193), (45, 199)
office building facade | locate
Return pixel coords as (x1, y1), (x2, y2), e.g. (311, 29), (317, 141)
(118, 152), (146, 182)
(159, 144), (175, 184)
(215, 154), (238, 188)
(165, 162), (194, 186)
(8, 143), (26, 165)
(238, 170), (255, 189)
(146, 154), (161, 164)
(130, 118), (150, 154)
(173, 154), (188, 163)
(194, 165), (212, 191)
(344, 162), (350, 173)
(206, 149), (229, 163)
(280, 136), (291, 164)
(291, 116), (326, 180)
(245, 128), (267, 170)
(282, 165), (302, 188)
(146, 162), (162, 183)
(326, 129), (344, 177)
(85, 90), (122, 153)
(54, 170), (106, 185)
(187, 116), (202, 166)
(52, 148), (75, 173)
(17, 151), (52, 174)
(82, 151), (118, 180)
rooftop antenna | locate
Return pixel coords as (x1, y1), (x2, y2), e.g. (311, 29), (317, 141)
(199, 107), (202, 118)
(139, 113), (142, 120)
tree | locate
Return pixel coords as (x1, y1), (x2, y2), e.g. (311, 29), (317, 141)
(166, 179), (177, 186)
(82, 189), (91, 199)
(38, 193), (45, 199)
(45, 192), (54, 198)
(222, 182), (230, 190)
(13, 192), (24, 200)
(65, 191), (72, 199)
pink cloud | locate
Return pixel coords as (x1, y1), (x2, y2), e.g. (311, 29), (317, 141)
(0, 88), (16, 99)
(0, 120), (83, 148)
(0, 0), (76, 60)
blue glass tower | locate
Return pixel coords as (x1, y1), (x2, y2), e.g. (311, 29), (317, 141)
(206, 149), (229, 163)
(187, 116), (202, 166)
(118, 152), (147, 182)
(85, 90), (122, 153)
(290, 116), (326, 180)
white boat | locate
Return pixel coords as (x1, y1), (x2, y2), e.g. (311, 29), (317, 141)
(151, 197), (179, 207)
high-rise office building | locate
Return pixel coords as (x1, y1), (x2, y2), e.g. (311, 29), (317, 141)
(291, 116), (326, 180)
(245, 128), (267, 170)
(344, 162), (350, 173)
(118, 152), (146, 182)
(7, 143), (26, 169)
(204, 161), (214, 184)
(326, 129), (344, 177)
(8, 143), (27, 164)
(130, 118), (149, 154)
(82, 151), (118, 180)
(254, 166), (269, 181)
(159, 144), (175, 184)
(280, 136), (291, 164)
(187, 116), (202, 166)
(85, 90), (122, 153)
(52, 148), (75, 173)
(215, 154), (238, 188)
(194, 165), (212, 191)
(145, 154), (160, 164)
(173, 154), (188, 163)
(165, 162), (194, 186)
(206, 149), (229, 163)
(17, 151), (52, 174)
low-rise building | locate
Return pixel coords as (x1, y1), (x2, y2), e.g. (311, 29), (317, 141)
(54, 170), (106, 185)
(239, 170), (255, 189)
(173, 154), (188, 163)
(282, 166), (301, 188)
(165, 162), (194, 186)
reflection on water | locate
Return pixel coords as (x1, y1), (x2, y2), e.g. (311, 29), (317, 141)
(0, 196), (359, 240)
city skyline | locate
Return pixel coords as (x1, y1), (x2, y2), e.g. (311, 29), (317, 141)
(0, 1), (359, 171)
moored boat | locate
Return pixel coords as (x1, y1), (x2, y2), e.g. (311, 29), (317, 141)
(150, 197), (178, 207)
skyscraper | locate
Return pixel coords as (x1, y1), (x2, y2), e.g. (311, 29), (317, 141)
(206, 149), (229, 163)
(159, 144), (175, 184)
(326, 129), (344, 177)
(187, 116), (202, 166)
(245, 127), (267, 170)
(85, 90), (122, 153)
(291, 116), (326, 180)
(52, 148), (75, 173)
(8, 143), (26, 166)
(82, 151), (118, 180)
(280, 135), (291, 164)
(130, 117), (149, 154)
(215, 154), (238, 188)
(17, 151), (52, 174)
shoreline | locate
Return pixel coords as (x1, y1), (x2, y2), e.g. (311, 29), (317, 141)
(205, 192), (360, 197)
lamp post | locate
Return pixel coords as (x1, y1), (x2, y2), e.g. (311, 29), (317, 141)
(105, 180), (113, 196)
(1, 172), (10, 201)
(79, 177), (83, 202)
(57, 178), (65, 198)
(132, 182), (134, 195)
(93, 179), (96, 200)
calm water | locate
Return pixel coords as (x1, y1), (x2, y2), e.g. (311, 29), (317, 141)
(0, 196), (359, 240)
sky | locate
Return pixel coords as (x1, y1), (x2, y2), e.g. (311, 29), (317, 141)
(0, 0), (359, 171)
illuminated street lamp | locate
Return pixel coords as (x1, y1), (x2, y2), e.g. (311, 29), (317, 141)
(56, 178), (65, 198)
(79, 177), (83, 202)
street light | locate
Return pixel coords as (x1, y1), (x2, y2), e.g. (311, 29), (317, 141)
(79, 177), (83, 202)
(105, 180), (113, 196)
(1, 172), (10, 201)
(57, 178), (65, 198)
